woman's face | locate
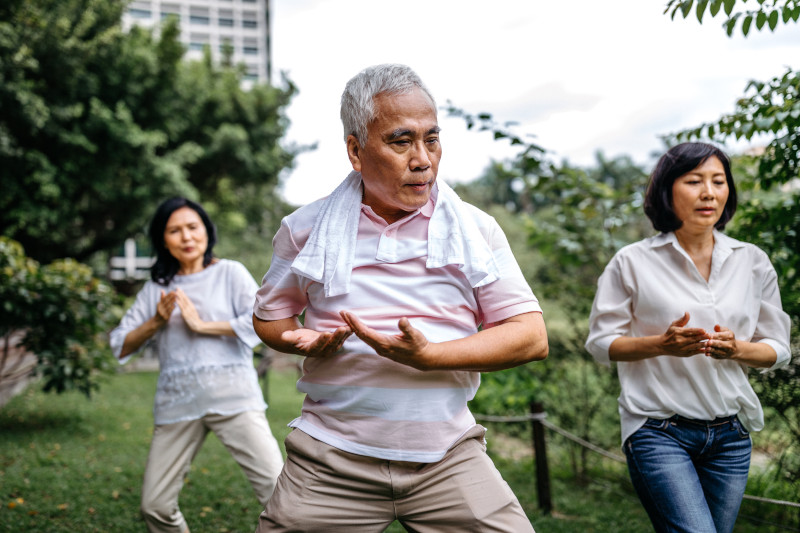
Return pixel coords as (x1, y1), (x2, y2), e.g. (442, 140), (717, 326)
(163, 207), (208, 272)
(671, 156), (729, 232)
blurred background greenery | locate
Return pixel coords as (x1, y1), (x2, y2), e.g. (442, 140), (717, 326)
(1, 0), (798, 530)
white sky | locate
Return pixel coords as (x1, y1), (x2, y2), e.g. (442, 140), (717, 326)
(269, 0), (799, 206)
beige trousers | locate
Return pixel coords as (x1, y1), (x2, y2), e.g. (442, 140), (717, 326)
(140, 410), (284, 533)
(256, 425), (535, 533)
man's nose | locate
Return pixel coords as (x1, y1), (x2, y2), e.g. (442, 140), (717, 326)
(410, 141), (431, 170)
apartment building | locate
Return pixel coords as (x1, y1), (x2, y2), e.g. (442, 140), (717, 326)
(123, 0), (271, 85)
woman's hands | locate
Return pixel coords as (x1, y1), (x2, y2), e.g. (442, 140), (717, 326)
(174, 288), (203, 332)
(611, 311), (775, 368)
(159, 288), (236, 337)
(660, 313), (738, 360)
(660, 312), (710, 357)
(704, 325), (738, 360)
(155, 290), (178, 324)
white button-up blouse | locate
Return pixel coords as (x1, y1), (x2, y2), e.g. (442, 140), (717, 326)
(586, 230), (791, 446)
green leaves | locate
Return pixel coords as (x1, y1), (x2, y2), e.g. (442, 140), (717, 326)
(675, 68), (800, 190)
(665, 0), (799, 36)
(1, 237), (120, 398)
(0, 0), (297, 264)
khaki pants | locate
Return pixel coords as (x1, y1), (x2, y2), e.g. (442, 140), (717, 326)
(256, 425), (535, 533)
(141, 410), (284, 533)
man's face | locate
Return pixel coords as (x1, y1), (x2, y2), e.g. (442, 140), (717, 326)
(347, 87), (442, 225)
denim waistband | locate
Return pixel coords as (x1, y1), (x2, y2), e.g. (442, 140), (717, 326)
(669, 414), (738, 427)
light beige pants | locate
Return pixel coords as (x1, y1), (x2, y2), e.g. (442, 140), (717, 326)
(256, 425), (535, 533)
(140, 410), (284, 533)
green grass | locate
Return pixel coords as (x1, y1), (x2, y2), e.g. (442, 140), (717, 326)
(1, 369), (796, 532)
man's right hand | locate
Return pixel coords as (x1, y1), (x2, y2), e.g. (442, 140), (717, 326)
(281, 327), (352, 358)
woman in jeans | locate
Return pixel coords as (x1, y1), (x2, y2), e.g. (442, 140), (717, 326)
(585, 142), (791, 533)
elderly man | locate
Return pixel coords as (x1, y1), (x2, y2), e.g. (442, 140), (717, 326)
(253, 64), (548, 532)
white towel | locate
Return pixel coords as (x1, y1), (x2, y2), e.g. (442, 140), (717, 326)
(291, 171), (500, 297)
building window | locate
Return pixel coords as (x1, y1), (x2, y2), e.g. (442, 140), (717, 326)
(189, 7), (210, 25)
(243, 37), (258, 55)
(189, 33), (209, 51)
(219, 17), (234, 26)
(242, 11), (258, 28)
(161, 2), (180, 20)
(128, 8), (152, 19)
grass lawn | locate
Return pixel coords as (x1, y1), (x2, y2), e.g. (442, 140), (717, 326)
(0, 368), (794, 532)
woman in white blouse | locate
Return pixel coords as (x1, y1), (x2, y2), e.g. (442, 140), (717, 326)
(110, 197), (283, 533)
(586, 143), (791, 533)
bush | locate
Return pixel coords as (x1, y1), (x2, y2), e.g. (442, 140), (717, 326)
(0, 237), (120, 397)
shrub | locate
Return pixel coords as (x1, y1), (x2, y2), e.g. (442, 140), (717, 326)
(0, 237), (120, 397)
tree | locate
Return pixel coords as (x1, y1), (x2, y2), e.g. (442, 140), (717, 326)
(0, 0), (297, 264)
(665, 0), (800, 36)
(449, 111), (653, 476)
(668, 0), (800, 498)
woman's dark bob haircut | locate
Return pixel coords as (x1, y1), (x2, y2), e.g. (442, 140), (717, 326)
(644, 142), (737, 233)
(149, 197), (217, 285)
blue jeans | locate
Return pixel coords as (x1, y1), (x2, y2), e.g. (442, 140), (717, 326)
(624, 414), (752, 533)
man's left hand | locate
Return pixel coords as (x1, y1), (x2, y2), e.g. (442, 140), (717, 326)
(340, 310), (433, 370)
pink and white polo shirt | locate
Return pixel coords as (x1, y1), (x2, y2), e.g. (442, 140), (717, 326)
(255, 195), (541, 462)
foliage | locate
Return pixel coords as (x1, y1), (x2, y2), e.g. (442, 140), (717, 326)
(452, 119), (653, 476)
(0, 237), (119, 397)
(665, 0), (800, 36)
(666, 0), (800, 494)
(0, 0), (298, 265)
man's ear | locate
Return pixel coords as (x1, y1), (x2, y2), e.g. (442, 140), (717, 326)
(346, 135), (362, 172)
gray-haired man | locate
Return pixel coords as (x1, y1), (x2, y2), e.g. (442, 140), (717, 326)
(253, 64), (547, 532)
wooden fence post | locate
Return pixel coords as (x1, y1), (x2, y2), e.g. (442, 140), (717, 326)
(530, 401), (552, 514)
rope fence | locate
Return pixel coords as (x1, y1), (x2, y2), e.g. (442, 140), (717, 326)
(474, 405), (800, 521)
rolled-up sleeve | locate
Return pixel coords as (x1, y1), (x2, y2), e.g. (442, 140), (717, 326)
(585, 255), (632, 367)
(753, 255), (792, 372)
(254, 218), (309, 322)
(228, 262), (263, 349)
(109, 283), (157, 364)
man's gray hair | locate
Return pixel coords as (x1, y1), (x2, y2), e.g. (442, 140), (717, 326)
(340, 64), (437, 147)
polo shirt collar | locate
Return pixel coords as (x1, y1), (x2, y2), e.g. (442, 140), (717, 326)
(359, 185), (438, 223)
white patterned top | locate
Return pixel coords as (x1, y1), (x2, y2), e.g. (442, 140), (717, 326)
(110, 259), (266, 424)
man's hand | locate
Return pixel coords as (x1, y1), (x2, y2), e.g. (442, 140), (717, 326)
(280, 326), (352, 358)
(340, 310), (432, 370)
